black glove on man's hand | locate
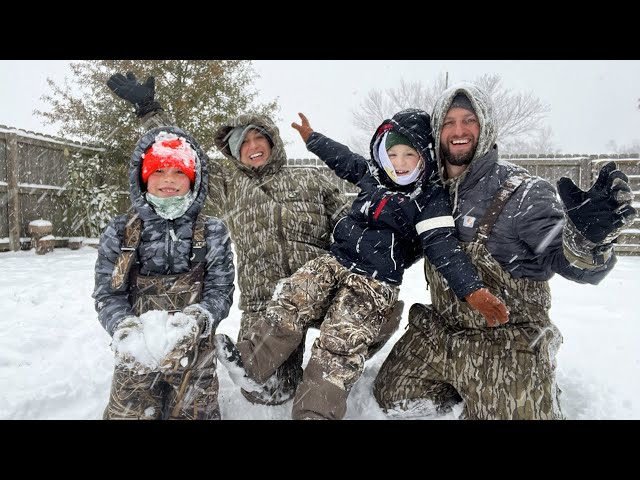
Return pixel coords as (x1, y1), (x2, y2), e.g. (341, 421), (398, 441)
(558, 161), (637, 243)
(106, 71), (161, 118)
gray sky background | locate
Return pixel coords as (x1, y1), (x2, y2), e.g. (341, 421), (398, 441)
(1, 60), (638, 158)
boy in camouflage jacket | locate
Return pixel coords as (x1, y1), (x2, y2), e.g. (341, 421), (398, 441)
(94, 126), (235, 420)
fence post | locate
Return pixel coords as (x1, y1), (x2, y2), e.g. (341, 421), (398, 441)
(579, 157), (592, 191)
(6, 133), (20, 251)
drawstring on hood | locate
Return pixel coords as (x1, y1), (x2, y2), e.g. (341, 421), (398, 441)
(451, 181), (461, 215)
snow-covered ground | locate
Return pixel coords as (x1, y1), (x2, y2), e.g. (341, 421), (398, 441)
(1, 246), (638, 420)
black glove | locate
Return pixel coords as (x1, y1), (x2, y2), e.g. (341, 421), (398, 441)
(558, 161), (637, 243)
(106, 71), (162, 118)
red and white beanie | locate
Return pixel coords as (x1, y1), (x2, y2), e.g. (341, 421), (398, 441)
(141, 135), (197, 184)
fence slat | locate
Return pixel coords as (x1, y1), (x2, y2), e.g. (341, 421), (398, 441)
(7, 133), (20, 251)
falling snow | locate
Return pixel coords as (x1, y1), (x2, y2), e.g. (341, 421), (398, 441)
(1, 247), (639, 419)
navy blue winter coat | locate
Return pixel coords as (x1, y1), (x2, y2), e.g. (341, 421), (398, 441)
(305, 109), (483, 298)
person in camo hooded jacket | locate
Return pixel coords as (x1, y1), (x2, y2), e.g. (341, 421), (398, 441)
(94, 125), (235, 420)
(106, 71), (352, 406)
(373, 83), (637, 420)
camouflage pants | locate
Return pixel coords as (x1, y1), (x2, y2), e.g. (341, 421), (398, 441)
(237, 310), (305, 406)
(237, 254), (399, 420)
(373, 303), (563, 420)
(103, 340), (220, 420)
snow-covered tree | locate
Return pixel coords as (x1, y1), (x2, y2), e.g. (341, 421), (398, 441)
(349, 73), (555, 155)
(64, 152), (123, 238)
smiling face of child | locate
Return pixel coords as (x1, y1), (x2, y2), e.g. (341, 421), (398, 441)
(386, 144), (421, 177)
(146, 167), (192, 197)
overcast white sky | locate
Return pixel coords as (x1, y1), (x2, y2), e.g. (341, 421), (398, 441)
(1, 60), (639, 158)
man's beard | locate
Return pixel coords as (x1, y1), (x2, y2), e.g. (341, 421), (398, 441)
(441, 143), (476, 166)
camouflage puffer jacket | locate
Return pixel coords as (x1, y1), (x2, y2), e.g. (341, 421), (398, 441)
(93, 126), (235, 335)
(212, 114), (349, 313)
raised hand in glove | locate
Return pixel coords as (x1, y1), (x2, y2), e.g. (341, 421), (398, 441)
(465, 288), (509, 328)
(558, 161), (637, 244)
(291, 112), (314, 143)
(106, 71), (161, 118)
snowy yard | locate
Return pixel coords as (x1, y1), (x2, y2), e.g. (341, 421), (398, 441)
(1, 246), (638, 420)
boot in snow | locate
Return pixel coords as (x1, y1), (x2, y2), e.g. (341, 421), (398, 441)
(214, 334), (266, 394)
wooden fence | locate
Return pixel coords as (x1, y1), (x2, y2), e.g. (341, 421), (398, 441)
(0, 127), (128, 251)
(504, 154), (640, 255)
(1, 127), (639, 255)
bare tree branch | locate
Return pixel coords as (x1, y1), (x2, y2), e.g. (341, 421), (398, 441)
(351, 73), (555, 154)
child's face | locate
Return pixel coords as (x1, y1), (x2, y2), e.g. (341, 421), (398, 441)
(146, 167), (192, 197)
(239, 129), (272, 168)
(386, 144), (421, 177)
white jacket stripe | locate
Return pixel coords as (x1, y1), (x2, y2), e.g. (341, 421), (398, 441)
(416, 216), (455, 235)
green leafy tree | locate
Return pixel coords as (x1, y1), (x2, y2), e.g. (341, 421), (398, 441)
(36, 60), (278, 234)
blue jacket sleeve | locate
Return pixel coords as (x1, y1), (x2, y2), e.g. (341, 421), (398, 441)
(199, 218), (235, 331)
(93, 216), (134, 336)
(306, 132), (370, 186)
(416, 185), (484, 299)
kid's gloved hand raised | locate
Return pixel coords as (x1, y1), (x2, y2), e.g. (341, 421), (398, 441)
(107, 71), (162, 118)
(291, 112), (314, 143)
(464, 288), (509, 328)
(558, 161), (637, 244)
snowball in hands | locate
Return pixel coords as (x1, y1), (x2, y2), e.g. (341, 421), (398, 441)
(112, 310), (199, 373)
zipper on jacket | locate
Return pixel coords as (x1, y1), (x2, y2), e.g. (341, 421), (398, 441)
(275, 203), (292, 276)
(255, 176), (292, 276)
(166, 220), (176, 273)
